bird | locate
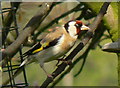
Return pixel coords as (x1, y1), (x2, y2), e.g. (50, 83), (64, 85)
(19, 20), (90, 77)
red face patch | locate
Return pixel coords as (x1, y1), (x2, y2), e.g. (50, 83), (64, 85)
(76, 20), (82, 24)
(75, 20), (83, 35)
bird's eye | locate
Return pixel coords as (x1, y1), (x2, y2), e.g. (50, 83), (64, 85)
(75, 23), (82, 28)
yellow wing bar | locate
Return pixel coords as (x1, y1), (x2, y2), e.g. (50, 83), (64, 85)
(32, 42), (49, 54)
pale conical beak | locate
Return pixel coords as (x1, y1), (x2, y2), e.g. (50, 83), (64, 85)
(81, 25), (90, 30)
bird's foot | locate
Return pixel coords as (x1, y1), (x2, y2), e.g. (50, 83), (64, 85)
(56, 58), (65, 66)
(64, 60), (72, 65)
(56, 59), (72, 66)
(47, 74), (53, 78)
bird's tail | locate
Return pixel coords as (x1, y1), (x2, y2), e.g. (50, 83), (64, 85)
(13, 57), (29, 76)
(20, 59), (28, 67)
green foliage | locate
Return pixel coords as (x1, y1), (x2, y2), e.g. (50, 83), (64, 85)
(83, 2), (104, 14)
(85, 2), (118, 42)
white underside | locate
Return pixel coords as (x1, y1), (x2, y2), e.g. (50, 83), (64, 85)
(27, 34), (76, 67)
(28, 44), (66, 67)
(28, 35), (66, 66)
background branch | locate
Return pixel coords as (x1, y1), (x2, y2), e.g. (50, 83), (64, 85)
(1, 2), (21, 45)
(1, 2), (54, 63)
(34, 3), (83, 39)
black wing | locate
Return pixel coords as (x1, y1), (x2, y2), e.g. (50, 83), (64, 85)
(22, 36), (61, 57)
(22, 42), (42, 57)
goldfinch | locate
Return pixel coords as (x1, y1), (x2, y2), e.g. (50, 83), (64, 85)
(20, 20), (89, 77)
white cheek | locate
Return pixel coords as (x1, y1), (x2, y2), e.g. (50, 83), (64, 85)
(69, 21), (76, 25)
(68, 26), (77, 36)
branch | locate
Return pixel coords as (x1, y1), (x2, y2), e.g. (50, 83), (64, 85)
(41, 2), (111, 87)
(51, 21), (107, 86)
(51, 47), (90, 87)
(1, 2), (21, 45)
(34, 3), (83, 39)
(102, 40), (120, 53)
(1, 2), (54, 64)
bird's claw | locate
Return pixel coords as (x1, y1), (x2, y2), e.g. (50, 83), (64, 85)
(47, 74), (53, 78)
(56, 59), (72, 66)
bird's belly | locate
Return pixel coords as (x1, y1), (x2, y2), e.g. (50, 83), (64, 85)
(33, 45), (66, 63)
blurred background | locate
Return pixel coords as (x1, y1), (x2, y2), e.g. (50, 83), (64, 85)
(1, 2), (118, 86)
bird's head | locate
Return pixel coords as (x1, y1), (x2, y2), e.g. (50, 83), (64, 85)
(64, 20), (90, 38)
